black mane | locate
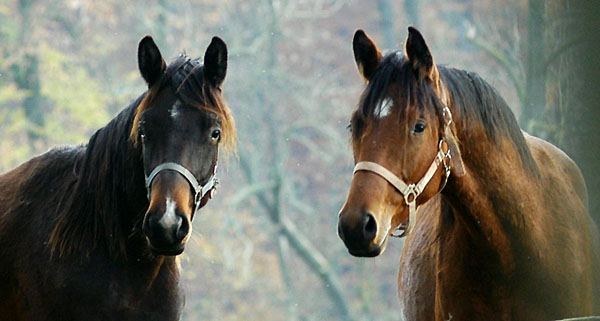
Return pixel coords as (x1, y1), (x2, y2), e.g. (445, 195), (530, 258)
(354, 52), (539, 175)
(50, 95), (146, 258)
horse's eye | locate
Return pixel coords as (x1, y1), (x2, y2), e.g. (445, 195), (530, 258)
(346, 122), (352, 133)
(412, 121), (426, 135)
(210, 129), (221, 141)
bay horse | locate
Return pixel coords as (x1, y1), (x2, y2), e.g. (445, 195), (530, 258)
(0, 35), (235, 320)
(338, 27), (600, 320)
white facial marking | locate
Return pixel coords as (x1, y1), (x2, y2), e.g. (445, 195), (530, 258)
(375, 98), (393, 118)
(170, 100), (182, 119)
(159, 197), (179, 228)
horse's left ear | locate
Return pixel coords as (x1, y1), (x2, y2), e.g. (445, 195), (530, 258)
(353, 29), (382, 81)
(444, 127), (466, 177)
(138, 36), (167, 88)
(405, 26), (439, 83)
(204, 36), (228, 87)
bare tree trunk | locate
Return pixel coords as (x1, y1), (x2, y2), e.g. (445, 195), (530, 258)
(155, 0), (168, 49)
(404, 0), (420, 28)
(14, 0), (44, 144)
(520, 0), (547, 134)
(377, 0), (396, 49)
(263, 1), (299, 319)
(561, 1), (600, 226)
(237, 152), (355, 320)
(278, 217), (354, 321)
(235, 2), (354, 319)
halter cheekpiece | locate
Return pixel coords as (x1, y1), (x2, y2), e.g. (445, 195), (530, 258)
(353, 83), (453, 237)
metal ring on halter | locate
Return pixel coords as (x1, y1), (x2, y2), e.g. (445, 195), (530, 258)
(404, 186), (418, 204)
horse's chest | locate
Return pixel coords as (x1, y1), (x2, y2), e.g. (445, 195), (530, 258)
(40, 261), (182, 321)
(399, 217), (511, 321)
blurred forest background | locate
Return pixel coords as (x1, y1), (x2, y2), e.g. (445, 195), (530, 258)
(1, 0), (598, 320)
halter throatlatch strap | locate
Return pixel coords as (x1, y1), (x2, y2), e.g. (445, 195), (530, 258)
(352, 81), (453, 237)
(145, 162), (218, 217)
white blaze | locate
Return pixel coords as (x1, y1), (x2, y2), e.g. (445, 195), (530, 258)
(159, 197), (179, 228)
(375, 98), (393, 118)
(170, 100), (182, 119)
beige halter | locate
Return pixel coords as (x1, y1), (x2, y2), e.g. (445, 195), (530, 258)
(353, 85), (453, 237)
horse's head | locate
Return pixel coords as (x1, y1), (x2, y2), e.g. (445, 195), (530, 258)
(338, 27), (465, 257)
(132, 36), (235, 256)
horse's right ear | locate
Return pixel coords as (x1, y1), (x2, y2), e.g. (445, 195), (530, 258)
(405, 26), (439, 83)
(353, 30), (382, 81)
(203, 36), (228, 87)
(138, 36), (166, 88)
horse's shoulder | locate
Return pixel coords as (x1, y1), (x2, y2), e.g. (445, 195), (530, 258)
(522, 131), (587, 207)
(1, 146), (83, 182)
(0, 145), (83, 222)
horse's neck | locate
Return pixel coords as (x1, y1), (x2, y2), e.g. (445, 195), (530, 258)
(91, 106), (148, 253)
(441, 135), (541, 273)
(85, 105), (147, 216)
(53, 102), (148, 259)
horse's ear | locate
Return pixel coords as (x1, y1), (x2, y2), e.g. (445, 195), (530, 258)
(405, 26), (439, 83)
(138, 36), (166, 88)
(353, 30), (382, 81)
(444, 127), (465, 177)
(204, 36), (228, 87)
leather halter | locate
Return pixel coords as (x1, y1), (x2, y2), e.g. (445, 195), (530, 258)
(352, 84), (453, 237)
(145, 162), (218, 218)
(142, 60), (221, 218)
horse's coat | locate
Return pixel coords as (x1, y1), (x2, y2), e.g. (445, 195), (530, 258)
(338, 27), (600, 320)
(0, 35), (234, 321)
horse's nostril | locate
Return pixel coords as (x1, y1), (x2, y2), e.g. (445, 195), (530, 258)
(175, 214), (189, 241)
(338, 221), (346, 241)
(363, 213), (377, 241)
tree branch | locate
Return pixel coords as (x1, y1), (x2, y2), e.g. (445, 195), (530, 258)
(466, 33), (525, 103)
(279, 216), (355, 321)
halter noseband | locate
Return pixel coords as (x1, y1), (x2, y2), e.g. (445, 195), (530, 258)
(145, 162), (218, 217)
(352, 84), (453, 237)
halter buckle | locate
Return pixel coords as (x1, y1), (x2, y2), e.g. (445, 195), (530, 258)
(438, 139), (452, 175)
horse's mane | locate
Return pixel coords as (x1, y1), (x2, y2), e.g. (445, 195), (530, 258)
(354, 52), (539, 176)
(49, 97), (144, 259)
(50, 53), (236, 259)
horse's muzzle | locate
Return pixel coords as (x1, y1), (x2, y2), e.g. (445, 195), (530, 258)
(338, 211), (386, 257)
(143, 207), (190, 256)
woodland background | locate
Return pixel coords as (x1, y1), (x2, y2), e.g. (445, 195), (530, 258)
(1, 0), (599, 320)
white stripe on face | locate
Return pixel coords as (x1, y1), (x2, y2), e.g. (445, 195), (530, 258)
(170, 100), (182, 119)
(159, 197), (179, 228)
(375, 98), (393, 118)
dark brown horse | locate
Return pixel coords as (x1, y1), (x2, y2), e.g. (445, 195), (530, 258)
(338, 27), (600, 320)
(0, 35), (235, 320)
